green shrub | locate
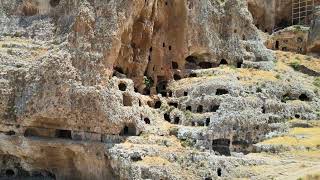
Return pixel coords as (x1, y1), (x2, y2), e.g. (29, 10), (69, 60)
(289, 61), (300, 70)
(144, 76), (154, 88)
(314, 78), (320, 88)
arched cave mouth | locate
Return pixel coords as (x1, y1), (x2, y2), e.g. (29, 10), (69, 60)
(120, 124), (137, 136)
(185, 53), (214, 69)
(156, 80), (168, 96)
(49, 0), (60, 7)
(212, 138), (231, 156)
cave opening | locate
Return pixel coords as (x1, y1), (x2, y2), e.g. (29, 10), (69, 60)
(164, 113), (171, 122)
(219, 59), (228, 65)
(24, 128), (38, 137)
(5, 131), (15, 136)
(172, 61), (179, 69)
(199, 62), (213, 69)
(174, 117), (180, 124)
(189, 73), (197, 77)
(173, 74), (181, 81)
(237, 61), (243, 68)
(185, 55), (198, 69)
(275, 41), (279, 50)
(197, 105), (203, 113)
(186, 106), (192, 111)
(55, 129), (72, 139)
(156, 80), (168, 97)
(216, 89), (228, 95)
(118, 82), (127, 91)
(113, 66), (125, 77)
(206, 118), (210, 126)
(131, 155), (142, 162)
(121, 124), (137, 136)
(49, 0), (60, 7)
(184, 91), (188, 96)
(276, 19), (290, 30)
(123, 94), (133, 106)
(154, 101), (162, 109)
(144, 118), (150, 124)
(295, 114), (301, 119)
(210, 104), (220, 112)
(212, 139), (231, 156)
(5, 169), (15, 177)
(186, 56), (197, 64)
(299, 94), (310, 101)
(217, 168), (222, 177)
(169, 102), (178, 108)
(168, 91), (173, 97)
(143, 88), (151, 95)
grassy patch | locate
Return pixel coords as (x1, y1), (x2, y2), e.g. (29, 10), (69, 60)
(260, 127), (320, 148)
(314, 78), (320, 88)
(289, 60), (301, 70)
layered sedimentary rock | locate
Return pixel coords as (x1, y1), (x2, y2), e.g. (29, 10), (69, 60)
(247, 0), (320, 33)
(0, 0), (319, 180)
(307, 5), (320, 57)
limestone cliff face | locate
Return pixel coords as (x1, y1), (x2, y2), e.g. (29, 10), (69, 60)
(0, 0), (273, 136)
(308, 5), (320, 57)
(0, 0), (319, 180)
(247, 0), (320, 33)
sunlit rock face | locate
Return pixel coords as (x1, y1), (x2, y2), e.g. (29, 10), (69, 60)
(308, 5), (320, 57)
(2, 0), (319, 180)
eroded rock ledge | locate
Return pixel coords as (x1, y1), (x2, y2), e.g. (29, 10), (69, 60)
(0, 0), (319, 180)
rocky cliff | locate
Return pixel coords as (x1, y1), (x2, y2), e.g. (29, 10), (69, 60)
(0, 0), (319, 180)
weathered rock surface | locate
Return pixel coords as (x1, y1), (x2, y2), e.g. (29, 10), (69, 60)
(0, 0), (319, 180)
(308, 5), (320, 57)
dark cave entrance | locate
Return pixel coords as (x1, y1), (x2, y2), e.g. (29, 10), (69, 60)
(212, 139), (231, 156)
(174, 117), (180, 124)
(275, 41), (280, 50)
(199, 62), (213, 69)
(216, 89), (228, 95)
(197, 105), (203, 113)
(219, 59), (228, 65)
(210, 104), (220, 112)
(164, 113), (171, 122)
(299, 94), (310, 101)
(120, 124), (137, 136)
(173, 74), (181, 81)
(205, 118), (210, 126)
(217, 168), (222, 177)
(55, 129), (72, 139)
(5, 169), (15, 177)
(156, 80), (168, 96)
(49, 0), (60, 7)
(118, 82), (127, 91)
(144, 118), (150, 124)
(154, 101), (162, 109)
(172, 61), (179, 69)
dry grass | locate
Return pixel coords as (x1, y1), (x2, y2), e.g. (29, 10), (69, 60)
(276, 51), (320, 72)
(260, 127), (320, 148)
(298, 173), (320, 180)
